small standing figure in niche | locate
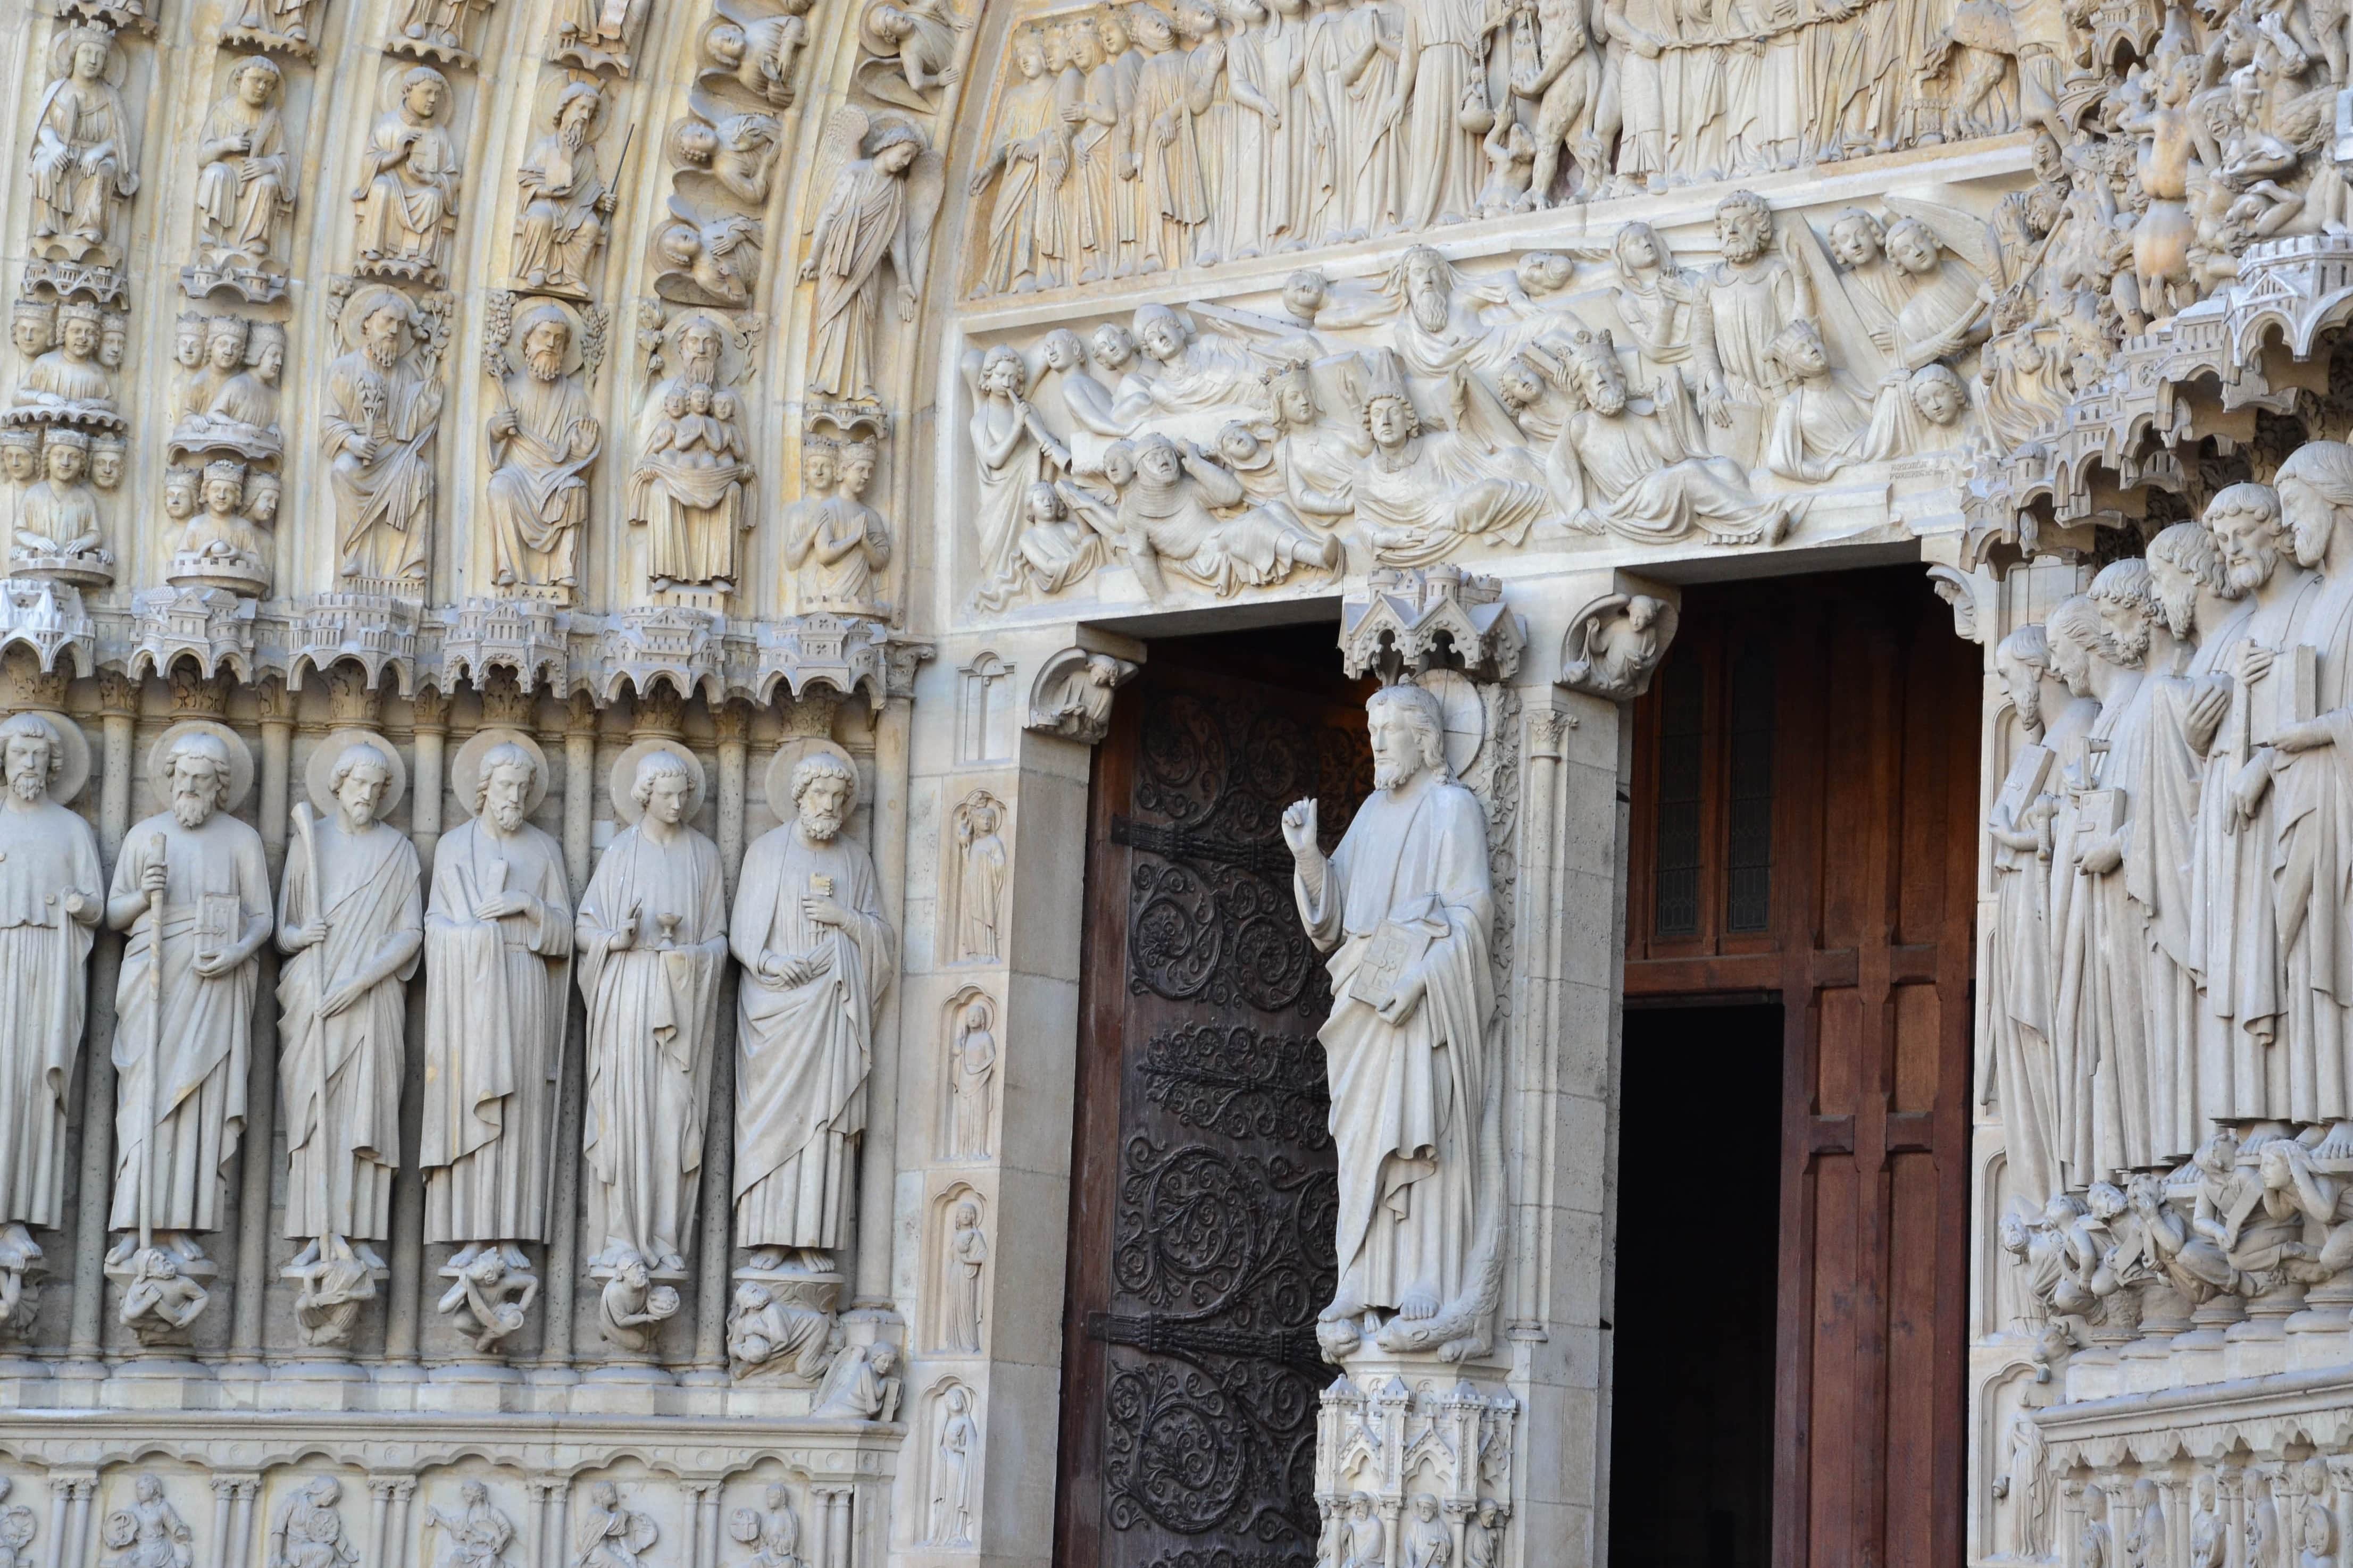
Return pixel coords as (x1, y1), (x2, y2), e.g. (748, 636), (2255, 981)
(1402, 1495), (1450, 1568)
(944, 1198), (986, 1351)
(948, 1001), (995, 1159)
(950, 794), (1004, 963)
(929, 1386), (978, 1546)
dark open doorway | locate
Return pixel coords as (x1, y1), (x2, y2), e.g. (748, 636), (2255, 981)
(1608, 1001), (1783, 1568)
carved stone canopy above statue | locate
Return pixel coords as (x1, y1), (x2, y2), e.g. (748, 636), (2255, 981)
(1340, 567), (1526, 685)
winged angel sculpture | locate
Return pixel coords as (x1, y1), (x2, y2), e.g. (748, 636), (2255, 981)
(799, 106), (944, 404)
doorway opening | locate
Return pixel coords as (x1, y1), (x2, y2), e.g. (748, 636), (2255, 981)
(1608, 1000), (1783, 1568)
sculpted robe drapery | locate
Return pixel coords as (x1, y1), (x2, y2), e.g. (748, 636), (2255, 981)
(323, 351), (441, 581)
(1295, 770), (1495, 1316)
(577, 825), (727, 1269)
(2193, 576), (2319, 1126)
(511, 133), (606, 292)
(1985, 709), (2087, 1210)
(2272, 571), (2353, 1128)
(194, 99), (289, 261)
(486, 367), (598, 587)
(730, 826), (894, 1250)
(807, 161), (908, 401)
(109, 814), (271, 1234)
(2060, 668), (2156, 1176)
(0, 800), (99, 1228)
(421, 819), (573, 1245)
(353, 114), (458, 269)
(277, 818), (421, 1242)
(30, 76), (135, 251)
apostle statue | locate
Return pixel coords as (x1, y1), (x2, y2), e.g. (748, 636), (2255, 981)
(800, 113), (942, 401)
(0, 714), (100, 1306)
(29, 25), (140, 267)
(323, 287), (443, 586)
(192, 56), (294, 279)
(486, 300), (599, 594)
(731, 750), (895, 1262)
(106, 727), (270, 1252)
(577, 748), (727, 1289)
(351, 65), (461, 280)
(421, 736), (573, 1272)
(510, 80), (614, 298)
(1285, 681), (1497, 1359)
(275, 736), (421, 1295)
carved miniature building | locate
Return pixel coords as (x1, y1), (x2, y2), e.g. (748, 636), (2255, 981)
(0, 0), (2329, 1561)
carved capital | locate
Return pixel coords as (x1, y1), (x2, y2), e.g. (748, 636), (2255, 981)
(1558, 592), (1680, 702)
(412, 686), (451, 733)
(96, 668), (138, 718)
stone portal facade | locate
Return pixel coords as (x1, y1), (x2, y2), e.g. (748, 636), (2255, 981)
(0, 0), (2333, 1559)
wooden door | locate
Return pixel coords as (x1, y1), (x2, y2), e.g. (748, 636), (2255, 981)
(1622, 567), (1979, 1568)
(1056, 635), (1374, 1568)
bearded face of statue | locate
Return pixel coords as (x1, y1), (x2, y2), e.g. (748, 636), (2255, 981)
(4, 735), (51, 804)
(796, 771), (849, 841)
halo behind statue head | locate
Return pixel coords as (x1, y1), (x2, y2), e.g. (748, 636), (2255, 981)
(336, 283), (418, 355)
(450, 728), (551, 819)
(147, 720), (256, 815)
(304, 728), (409, 819)
(0, 710), (90, 805)
(610, 739), (708, 825)
(764, 739), (856, 822)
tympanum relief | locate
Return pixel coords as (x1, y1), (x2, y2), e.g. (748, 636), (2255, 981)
(957, 189), (1989, 615)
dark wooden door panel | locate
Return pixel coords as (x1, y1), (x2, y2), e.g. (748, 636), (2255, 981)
(1625, 568), (1977, 1568)
(1058, 643), (1373, 1568)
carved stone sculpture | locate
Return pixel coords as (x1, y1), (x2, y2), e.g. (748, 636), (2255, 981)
(352, 66), (462, 282)
(629, 313), (752, 593)
(188, 57), (294, 299)
(947, 999), (994, 1159)
(727, 1487), (798, 1568)
(1559, 592), (1678, 701)
(550, 0), (650, 74)
(276, 735), (421, 1344)
(104, 724), (268, 1273)
(1027, 648), (1134, 743)
(948, 791), (1003, 963)
(324, 284), (448, 589)
(0, 713), (97, 1331)
(511, 80), (616, 299)
(703, 4), (815, 108)
(811, 1338), (898, 1418)
(856, 0), (968, 110)
(572, 1485), (656, 1568)
(724, 1247), (839, 1378)
(485, 295), (602, 597)
(172, 320), (285, 462)
(929, 1386), (978, 1546)
(782, 437), (890, 614)
(29, 26), (140, 274)
(425, 1483), (515, 1568)
(800, 109), (944, 402)
(12, 301), (119, 427)
(730, 748), (895, 1262)
(268, 1480), (357, 1568)
(579, 746), (726, 1347)
(942, 1198), (985, 1352)
(422, 734), (572, 1287)
(1288, 681), (1497, 1360)
(12, 431), (114, 585)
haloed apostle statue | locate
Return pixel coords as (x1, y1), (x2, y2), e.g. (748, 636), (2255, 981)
(275, 735), (421, 1337)
(730, 750), (895, 1263)
(1285, 680), (1498, 1359)
(421, 735), (572, 1301)
(577, 747), (727, 1299)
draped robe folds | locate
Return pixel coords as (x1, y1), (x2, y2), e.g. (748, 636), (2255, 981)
(511, 132), (606, 291)
(277, 819), (421, 1242)
(730, 826), (894, 1250)
(806, 162), (907, 400)
(628, 396), (748, 585)
(108, 812), (270, 1234)
(194, 99), (289, 261)
(324, 349), (441, 581)
(1340, 4), (1401, 237)
(1397, 2), (1482, 227)
(2193, 576), (2319, 1126)
(1134, 45), (1209, 266)
(1294, 770), (1495, 1317)
(976, 74), (1052, 296)
(2042, 701), (2099, 1187)
(0, 801), (98, 1228)
(2134, 616), (2247, 1165)
(486, 367), (598, 586)
(967, 399), (1052, 602)
(577, 825), (728, 1269)
(1985, 709), (2086, 1210)
(352, 114), (457, 267)
(30, 78), (133, 250)
(2271, 573), (2353, 1128)
(2061, 668), (2157, 1176)
(1553, 384), (1792, 547)
(421, 819), (573, 1245)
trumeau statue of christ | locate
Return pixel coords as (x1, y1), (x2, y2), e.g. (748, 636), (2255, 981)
(1286, 680), (1498, 1360)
